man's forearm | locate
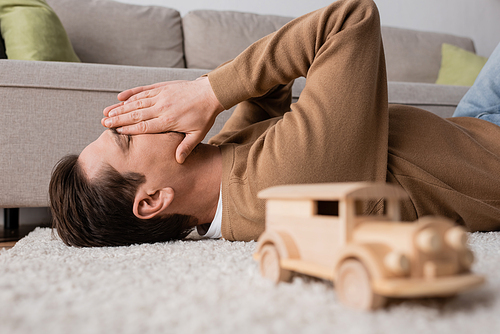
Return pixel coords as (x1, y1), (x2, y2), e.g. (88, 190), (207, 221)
(207, 0), (383, 110)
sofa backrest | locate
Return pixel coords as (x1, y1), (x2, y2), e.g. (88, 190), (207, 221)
(182, 10), (476, 83)
(47, 0), (185, 68)
(381, 26), (475, 83)
(47, 0), (476, 84)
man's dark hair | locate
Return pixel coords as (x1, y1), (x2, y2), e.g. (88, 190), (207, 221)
(49, 155), (194, 247)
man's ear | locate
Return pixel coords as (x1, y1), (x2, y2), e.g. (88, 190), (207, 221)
(133, 187), (175, 220)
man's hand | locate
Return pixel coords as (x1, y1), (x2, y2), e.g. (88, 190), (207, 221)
(102, 77), (225, 164)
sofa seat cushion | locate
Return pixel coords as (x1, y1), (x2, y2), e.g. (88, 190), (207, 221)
(46, 0), (185, 68)
(0, 0), (80, 62)
(387, 81), (470, 118)
(291, 77), (468, 118)
(183, 10), (293, 69)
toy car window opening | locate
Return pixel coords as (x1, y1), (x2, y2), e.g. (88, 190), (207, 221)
(316, 200), (339, 216)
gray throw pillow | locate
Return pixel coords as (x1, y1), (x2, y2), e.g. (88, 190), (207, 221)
(47, 0), (185, 68)
(183, 10), (293, 69)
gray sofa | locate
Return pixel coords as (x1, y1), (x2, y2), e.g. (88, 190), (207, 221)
(0, 0), (474, 219)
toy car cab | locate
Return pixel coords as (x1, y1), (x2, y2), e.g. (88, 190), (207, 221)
(254, 182), (484, 310)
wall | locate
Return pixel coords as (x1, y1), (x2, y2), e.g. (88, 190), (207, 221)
(375, 0), (499, 57)
(117, 0), (499, 57)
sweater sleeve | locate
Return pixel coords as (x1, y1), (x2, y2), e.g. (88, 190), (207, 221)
(208, 0), (384, 110)
(209, 0), (391, 241)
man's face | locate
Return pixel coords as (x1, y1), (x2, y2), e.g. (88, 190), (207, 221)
(79, 129), (183, 189)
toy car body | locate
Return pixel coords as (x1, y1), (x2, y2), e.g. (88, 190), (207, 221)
(254, 182), (485, 310)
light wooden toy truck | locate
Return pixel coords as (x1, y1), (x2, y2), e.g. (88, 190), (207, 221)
(254, 182), (485, 310)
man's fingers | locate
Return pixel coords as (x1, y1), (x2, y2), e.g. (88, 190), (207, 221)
(117, 81), (179, 101)
(114, 115), (179, 135)
(103, 104), (157, 129)
(114, 122), (150, 135)
(123, 88), (160, 106)
(107, 97), (154, 118)
(103, 101), (124, 117)
(175, 134), (203, 164)
(114, 119), (169, 135)
(117, 86), (150, 101)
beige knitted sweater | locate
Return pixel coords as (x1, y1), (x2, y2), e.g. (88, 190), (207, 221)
(207, 0), (500, 241)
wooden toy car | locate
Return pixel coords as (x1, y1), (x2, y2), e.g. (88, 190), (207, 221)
(254, 182), (485, 310)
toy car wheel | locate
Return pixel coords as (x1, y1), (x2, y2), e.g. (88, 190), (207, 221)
(336, 259), (387, 310)
(259, 244), (292, 284)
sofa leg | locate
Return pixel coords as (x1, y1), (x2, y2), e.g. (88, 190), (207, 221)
(4, 208), (19, 230)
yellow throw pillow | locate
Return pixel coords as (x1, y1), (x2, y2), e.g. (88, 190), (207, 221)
(436, 43), (487, 86)
(0, 0), (80, 62)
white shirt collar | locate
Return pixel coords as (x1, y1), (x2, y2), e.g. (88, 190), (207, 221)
(196, 187), (222, 239)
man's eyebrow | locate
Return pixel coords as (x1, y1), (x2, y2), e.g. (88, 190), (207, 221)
(110, 129), (127, 152)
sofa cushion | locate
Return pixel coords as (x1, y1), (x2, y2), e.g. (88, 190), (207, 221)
(46, 0), (185, 68)
(387, 81), (469, 118)
(0, 0), (80, 62)
(436, 43), (488, 86)
(183, 10), (293, 69)
(381, 26), (475, 83)
(291, 77), (467, 118)
(183, 9), (476, 83)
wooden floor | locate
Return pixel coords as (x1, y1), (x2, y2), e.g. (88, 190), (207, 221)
(0, 224), (49, 250)
(0, 241), (16, 250)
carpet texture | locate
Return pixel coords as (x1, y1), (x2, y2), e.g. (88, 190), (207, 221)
(0, 228), (499, 334)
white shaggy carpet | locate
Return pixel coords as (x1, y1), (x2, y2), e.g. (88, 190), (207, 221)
(1, 228), (499, 334)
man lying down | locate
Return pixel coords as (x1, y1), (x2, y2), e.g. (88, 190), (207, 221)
(49, 0), (500, 247)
